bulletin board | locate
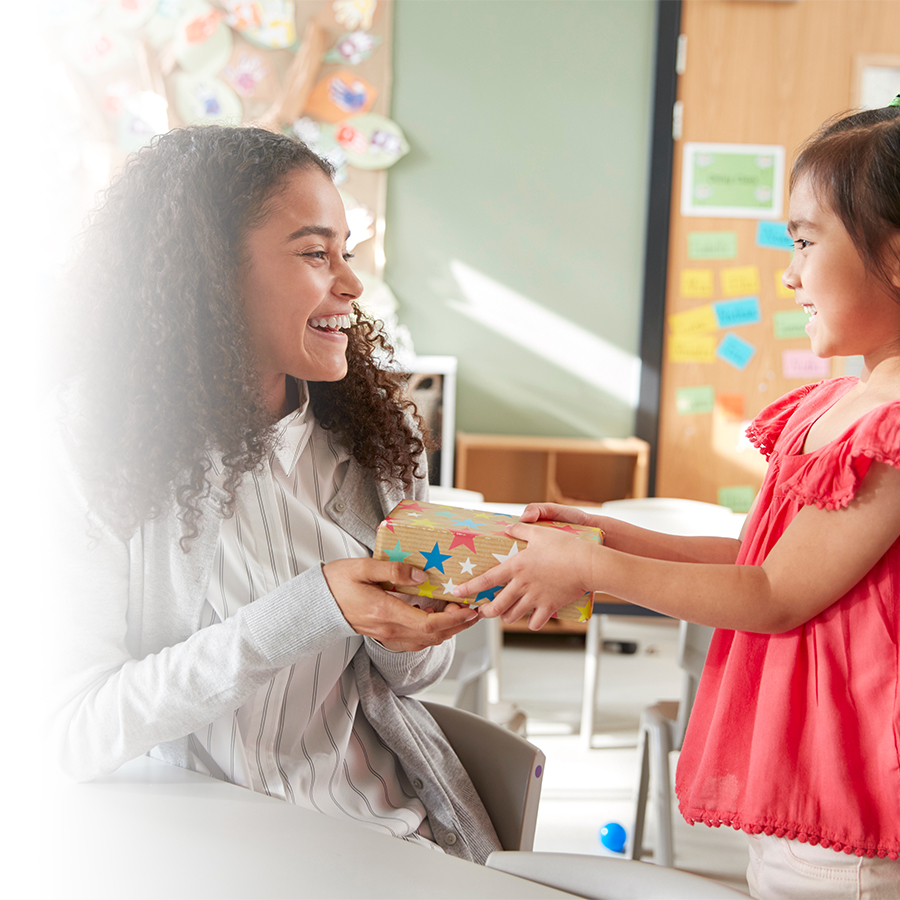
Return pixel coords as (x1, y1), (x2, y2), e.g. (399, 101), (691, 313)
(654, 0), (900, 510)
(46, 0), (401, 278)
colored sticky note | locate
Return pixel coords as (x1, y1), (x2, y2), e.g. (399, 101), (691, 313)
(718, 485), (756, 513)
(668, 332), (717, 363)
(688, 231), (738, 260)
(713, 296), (761, 329)
(720, 265), (761, 298)
(717, 333), (756, 370)
(782, 349), (831, 380)
(669, 304), (717, 334)
(676, 385), (715, 415)
(775, 269), (794, 300)
(773, 309), (810, 340)
(716, 393), (746, 422)
(756, 220), (794, 251)
(680, 268), (714, 298)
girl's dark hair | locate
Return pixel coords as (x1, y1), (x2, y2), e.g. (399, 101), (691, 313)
(791, 105), (900, 302)
(58, 125), (425, 546)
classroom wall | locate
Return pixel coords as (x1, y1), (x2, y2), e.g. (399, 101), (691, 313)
(385, 0), (657, 441)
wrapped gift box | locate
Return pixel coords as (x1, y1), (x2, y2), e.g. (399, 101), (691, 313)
(373, 500), (601, 622)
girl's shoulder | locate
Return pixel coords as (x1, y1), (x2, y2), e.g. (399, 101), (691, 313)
(745, 379), (850, 459)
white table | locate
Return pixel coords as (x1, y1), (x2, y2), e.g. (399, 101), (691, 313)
(464, 499), (745, 748)
(24, 756), (575, 899)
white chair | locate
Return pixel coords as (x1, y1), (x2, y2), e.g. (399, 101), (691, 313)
(486, 851), (749, 898)
(421, 700), (545, 851)
(442, 619), (493, 716)
(628, 620), (714, 867)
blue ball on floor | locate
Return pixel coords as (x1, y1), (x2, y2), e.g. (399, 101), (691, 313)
(599, 822), (627, 853)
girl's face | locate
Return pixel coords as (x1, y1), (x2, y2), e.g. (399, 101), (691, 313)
(237, 167), (362, 416)
(783, 174), (900, 366)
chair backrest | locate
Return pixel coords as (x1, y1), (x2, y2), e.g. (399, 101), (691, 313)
(673, 620), (714, 747)
(421, 700), (545, 852)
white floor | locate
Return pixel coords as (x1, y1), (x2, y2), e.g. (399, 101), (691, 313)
(495, 617), (751, 895)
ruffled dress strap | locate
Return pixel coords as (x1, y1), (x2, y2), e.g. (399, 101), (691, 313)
(777, 399), (900, 510)
(744, 383), (820, 460)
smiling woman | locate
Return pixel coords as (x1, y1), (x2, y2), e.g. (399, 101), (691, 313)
(45, 125), (498, 865)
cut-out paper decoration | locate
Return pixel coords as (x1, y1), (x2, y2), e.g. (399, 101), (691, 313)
(325, 30), (381, 65)
(104, 0), (158, 31)
(373, 500), (598, 622)
(321, 114), (409, 169)
(720, 265), (761, 298)
(668, 304), (717, 335)
(339, 191), (375, 250)
(756, 220), (794, 251)
(782, 349), (831, 380)
(222, 50), (271, 96)
(676, 385), (715, 415)
(116, 91), (169, 154)
(333, 0), (377, 32)
(688, 231), (737, 260)
(174, 3), (234, 73)
(717, 485), (756, 513)
(715, 393), (746, 422)
(713, 296), (761, 329)
(717, 333), (756, 370)
(222, 1), (263, 32)
(680, 268), (714, 299)
(306, 71), (378, 122)
(175, 72), (243, 124)
(233, 0), (298, 50)
(775, 269), (794, 300)
(668, 332), (717, 363)
(773, 309), (810, 340)
(64, 25), (132, 75)
(682, 142), (785, 219)
(292, 117), (350, 183)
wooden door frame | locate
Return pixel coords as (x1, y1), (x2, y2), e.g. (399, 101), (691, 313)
(636, 0), (682, 495)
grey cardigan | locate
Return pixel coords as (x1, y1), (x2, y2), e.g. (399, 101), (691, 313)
(49, 431), (500, 864)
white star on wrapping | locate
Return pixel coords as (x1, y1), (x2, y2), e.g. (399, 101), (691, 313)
(441, 577), (458, 594)
(459, 557), (476, 575)
(492, 543), (521, 565)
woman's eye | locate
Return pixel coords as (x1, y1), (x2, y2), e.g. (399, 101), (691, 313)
(343, 252), (355, 262)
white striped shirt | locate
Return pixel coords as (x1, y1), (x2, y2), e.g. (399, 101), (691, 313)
(193, 387), (437, 846)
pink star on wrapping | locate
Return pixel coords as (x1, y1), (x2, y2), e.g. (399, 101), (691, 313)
(381, 517), (398, 533)
(399, 501), (425, 513)
(448, 530), (478, 552)
(546, 522), (581, 535)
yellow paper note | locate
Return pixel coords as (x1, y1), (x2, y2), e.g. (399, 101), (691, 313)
(720, 265), (761, 298)
(668, 332), (717, 363)
(668, 304), (717, 335)
(775, 269), (794, 299)
(679, 269), (714, 299)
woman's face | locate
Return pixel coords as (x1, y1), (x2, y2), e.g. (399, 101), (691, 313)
(237, 167), (363, 415)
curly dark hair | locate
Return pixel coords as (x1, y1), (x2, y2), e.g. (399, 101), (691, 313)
(57, 125), (426, 546)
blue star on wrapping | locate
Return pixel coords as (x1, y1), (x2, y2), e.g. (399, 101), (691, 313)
(476, 586), (502, 603)
(420, 542), (453, 574)
(451, 518), (482, 529)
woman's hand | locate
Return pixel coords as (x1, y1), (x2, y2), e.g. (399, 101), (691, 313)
(323, 558), (479, 651)
(451, 522), (596, 631)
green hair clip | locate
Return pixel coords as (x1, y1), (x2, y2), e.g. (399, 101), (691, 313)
(889, 94), (900, 107)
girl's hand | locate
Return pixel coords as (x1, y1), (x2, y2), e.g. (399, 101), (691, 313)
(518, 502), (603, 529)
(323, 558), (479, 651)
(451, 522), (595, 631)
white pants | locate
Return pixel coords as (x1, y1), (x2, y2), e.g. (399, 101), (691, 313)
(747, 833), (900, 900)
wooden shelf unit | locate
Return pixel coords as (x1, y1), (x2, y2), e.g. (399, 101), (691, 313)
(454, 433), (650, 506)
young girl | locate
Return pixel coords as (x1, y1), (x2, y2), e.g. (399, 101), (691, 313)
(455, 103), (900, 896)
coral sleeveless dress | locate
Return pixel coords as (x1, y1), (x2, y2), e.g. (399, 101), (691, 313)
(675, 378), (900, 859)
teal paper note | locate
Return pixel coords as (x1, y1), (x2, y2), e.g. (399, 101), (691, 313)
(676, 385), (716, 415)
(716, 333), (756, 370)
(756, 220), (794, 251)
(688, 231), (738, 260)
(713, 297), (761, 329)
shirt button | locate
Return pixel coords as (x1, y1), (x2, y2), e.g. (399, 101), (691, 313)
(443, 833), (458, 846)
(412, 778), (423, 790)
(333, 501), (346, 512)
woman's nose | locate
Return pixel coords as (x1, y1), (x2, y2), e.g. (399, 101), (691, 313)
(336, 260), (363, 299)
